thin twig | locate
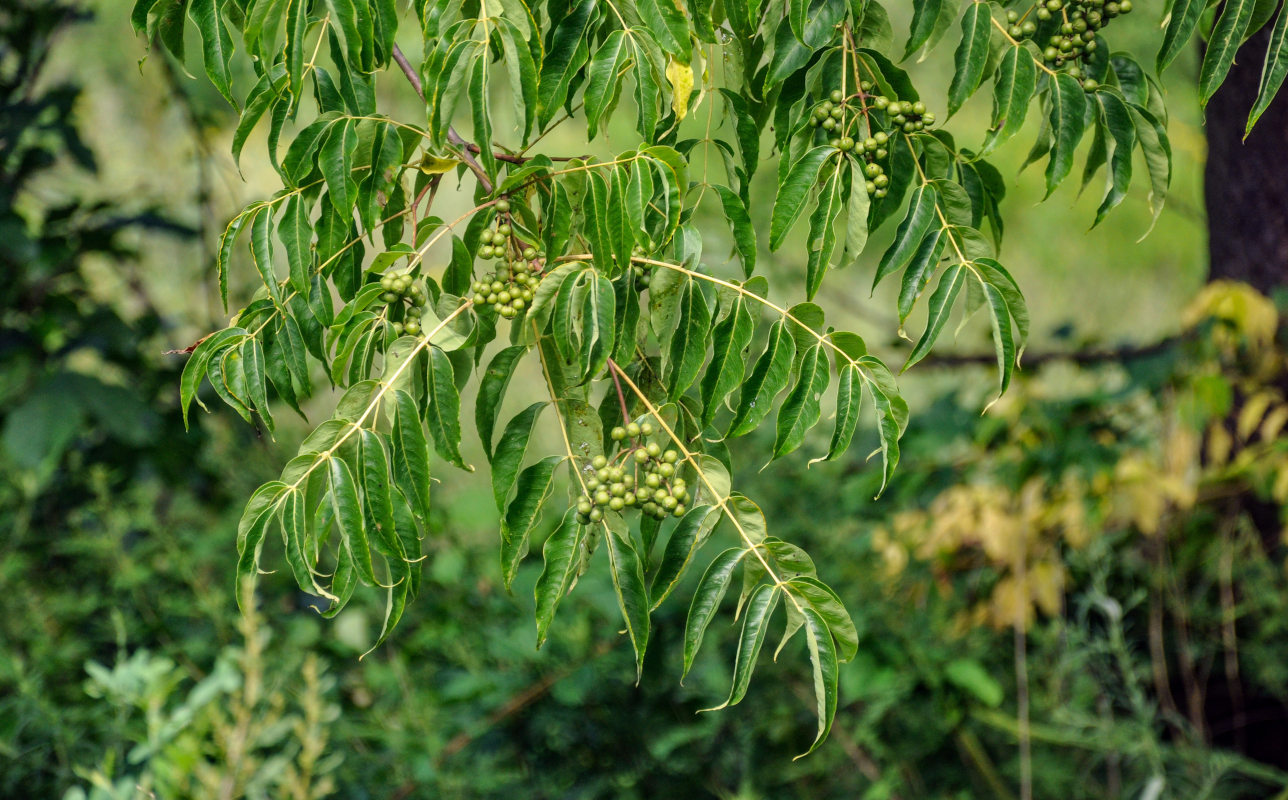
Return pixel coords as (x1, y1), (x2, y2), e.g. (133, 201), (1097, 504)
(390, 43), (495, 193)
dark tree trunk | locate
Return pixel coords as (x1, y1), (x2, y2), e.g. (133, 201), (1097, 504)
(1196, 21), (1288, 775)
(1204, 22), (1288, 292)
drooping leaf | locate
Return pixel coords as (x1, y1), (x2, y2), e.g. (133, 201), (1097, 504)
(534, 509), (583, 647)
(702, 584), (780, 711)
(682, 547), (747, 680)
(728, 320), (797, 438)
(947, 2), (991, 117)
(770, 146), (836, 251)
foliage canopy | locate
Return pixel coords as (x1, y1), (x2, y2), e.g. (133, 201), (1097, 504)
(131, 0), (1288, 753)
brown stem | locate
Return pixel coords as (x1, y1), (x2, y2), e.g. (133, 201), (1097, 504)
(607, 360), (633, 426)
(390, 43), (495, 193)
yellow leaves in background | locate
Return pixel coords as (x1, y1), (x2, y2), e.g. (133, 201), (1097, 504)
(878, 477), (1088, 631)
(1183, 280), (1278, 349)
(871, 282), (1288, 633)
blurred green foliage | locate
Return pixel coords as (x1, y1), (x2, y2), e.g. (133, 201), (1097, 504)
(3, 1), (1288, 798)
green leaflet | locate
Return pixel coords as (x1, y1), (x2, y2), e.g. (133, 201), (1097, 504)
(537, 0), (596, 128)
(581, 271), (617, 381)
(605, 519), (651, 681)
(329, 456), (378, 587)
(278, 194), (313, 293)
(770, 146), (836, 251)
(719, 89), (760, 185)
(904, 0), (945, 61)
(795, 606), (839, 758)
(975, 258), (1029, 358)
(320, 119), (360, 215)
(500, 454), (562, 588)
(947, 2), (990, 117)
(714, 185), (757, 276)
(1248, 6), (1288, 135)
(982, 44), (1037, 155)
(845, 159), (871, 263)
(476, 345), (527, 461)
(1128, 104), (1171, 239)
(811, 362), (861, 465)
(235, 481), (287, 611)
(727, 319), (796, 438)
(1092, 91), (1136, 228)
(897, 225), (946, 326)
(1044, 73), (1089, 198)
(804, 163), (845, 300)
(905, 261), (966, 371)
(699, 291), (755, 429)
(283, 0), (308, 106)
(495, 17), (538, 142)
(872, 184), (937, 291)
(649, 504), (719, 611)
(468, 52), (496, 178)
(189, 0), (236, 107)
(424, 346), (471, 471)
(1158, 0), (1207, 73)
(584, 29), (631, 138)
(980, 275), (1017, 401)
(788, 576), (858, 662)
(534, 508), (582, 648)
(682, 547), (747, 680)
(771, 344), (830, 461)
(240, 337), (274, 434)
(1200, 0), (1257, 106)
(702, 584), (780, 711)
(635, 0), (691, 59)
(180, 328), (247, 426)
(491, 402), (547, 511)
(389, 389), (432, 523)
(665, 277), (710, 401)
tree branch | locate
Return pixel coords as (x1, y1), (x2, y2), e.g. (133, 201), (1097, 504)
(390, 44), (586, 175)
(390, 43), (494, 194)
(918, 333), (1188, 370)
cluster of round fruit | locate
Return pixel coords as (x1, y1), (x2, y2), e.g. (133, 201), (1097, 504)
(1006, 0), (1132, 89)
(875, 97), (936, 133)
(857, 132), (892, 198)
(632, 247), (655, 291)
(469, 258), (541, 319)
(378, 269), (427, 336)
(807, 89), (850, 134)
(574, 423), (691, 525)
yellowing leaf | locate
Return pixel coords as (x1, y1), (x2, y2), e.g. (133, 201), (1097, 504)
(416, 152), (462, 175)
(665, 57), (693, 121)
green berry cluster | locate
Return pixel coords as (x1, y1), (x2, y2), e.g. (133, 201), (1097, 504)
(857, 131), (892, 198)
(378, 269), (427, 336)
(875, 96), (936, 134)
(632, 245), (654, 292)
(808, 88), (851, 135)
(468, 198), (546, 319)
(1006, 0), (1132, 90)
(574, 420), (691, 525)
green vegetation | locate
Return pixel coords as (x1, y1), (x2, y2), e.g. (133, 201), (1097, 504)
(4, 0), (1288, 796)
